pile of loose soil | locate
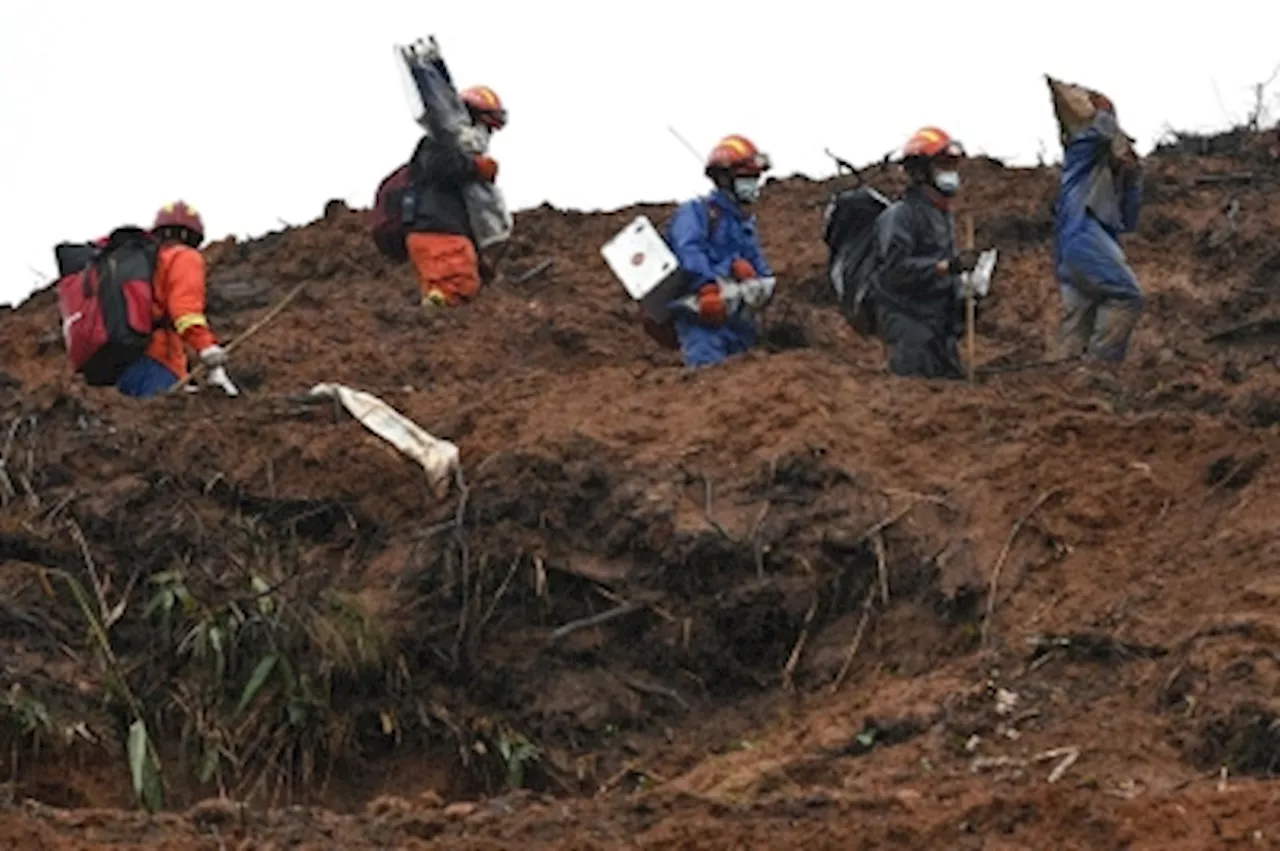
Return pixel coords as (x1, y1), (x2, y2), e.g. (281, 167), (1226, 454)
(0, 128), (1278, 849)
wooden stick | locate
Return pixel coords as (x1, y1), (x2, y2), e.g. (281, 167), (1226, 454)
(981, 488), (1062, 646)
(829, 590), (875, 694)
(549, 602), (642, 642)
(167, 278), (312, 394)
(513, 259), (554, 285)
(873, 531), (889, 606)
(782, 597), (819, 692)
(963, 213), (976, 383)
(855, 499), (924, 547)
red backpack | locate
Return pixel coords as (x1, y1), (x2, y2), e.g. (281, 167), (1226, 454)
(370, 162), (414, 263)
(57, 227), (160, 386)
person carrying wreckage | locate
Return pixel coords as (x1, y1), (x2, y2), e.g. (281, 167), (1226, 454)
(865, 127), (987, 379)
(664, 134), (777, 369)
(406, 85), (508, 315)
(1050, 80), (1145, 363)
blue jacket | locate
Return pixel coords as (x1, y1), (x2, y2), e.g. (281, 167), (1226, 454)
(666, 190), (773, 296)
(1055, 111), (1142, 266)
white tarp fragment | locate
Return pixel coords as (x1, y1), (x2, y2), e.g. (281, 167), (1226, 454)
(307, 383), (460, 499)
(962, 249), (999, 298)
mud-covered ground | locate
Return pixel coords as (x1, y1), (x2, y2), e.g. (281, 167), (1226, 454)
(0, 128), (1278, 849)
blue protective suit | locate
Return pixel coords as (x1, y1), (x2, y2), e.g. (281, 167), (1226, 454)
(665, 189), (774, 368)
(1054, 110), (1145, 361)
(116, 356), (180, 399)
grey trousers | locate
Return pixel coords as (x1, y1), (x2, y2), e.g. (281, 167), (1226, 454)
(1059, 283), (1144, 362)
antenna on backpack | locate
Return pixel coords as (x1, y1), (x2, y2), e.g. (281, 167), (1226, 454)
(824, 147), (864, 186)
(667, 126), (704, 165)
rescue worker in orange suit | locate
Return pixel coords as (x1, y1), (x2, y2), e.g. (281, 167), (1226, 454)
(115, 202), (227, 398)
(665, 134), (776, 368)
(866, 128), (979, 379)
(406, 85), (507, 315)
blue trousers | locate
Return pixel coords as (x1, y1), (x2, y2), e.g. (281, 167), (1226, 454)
(675, 315), (757, 368)
(116, 356), (180, 398)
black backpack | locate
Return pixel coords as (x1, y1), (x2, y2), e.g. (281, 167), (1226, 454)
(54, 242), (101, 277)
(822, 186), (891, 336)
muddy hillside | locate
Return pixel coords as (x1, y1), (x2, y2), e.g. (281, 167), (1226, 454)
(0, 128), (1278, 850)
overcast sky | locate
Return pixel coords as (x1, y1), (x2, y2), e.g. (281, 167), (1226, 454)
(2, 1), (1278, 307)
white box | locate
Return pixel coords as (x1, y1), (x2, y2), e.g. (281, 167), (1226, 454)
(600, 215), (686, 323)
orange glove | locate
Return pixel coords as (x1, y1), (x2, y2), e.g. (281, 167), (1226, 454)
(697, 284), (726, 325)
(730, 258), (757, 281)
(473, 155), (499, 182)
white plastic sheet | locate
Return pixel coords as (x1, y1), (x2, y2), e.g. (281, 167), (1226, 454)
(307, 383), (460, 499)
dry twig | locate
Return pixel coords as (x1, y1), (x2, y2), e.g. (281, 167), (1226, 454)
(594, 585), (675, 623)
(782, 597), (819, 692)
(617, 674), (689, 711)
(701, 475), (736, 542)
(1040, 746), (1080, 783)
(549, 602), (643, 643)
(982, 489), (1062, 646)
(830, 590), (876, 694)
(872, 531), (889, 605)
(857, 499), (925, 546)
(512, 259), (555, 286)
(476, 555), (522, 635)
(0, 417), (22, 505)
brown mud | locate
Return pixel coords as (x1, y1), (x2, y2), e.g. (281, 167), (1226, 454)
(0, 131), (1278, 848)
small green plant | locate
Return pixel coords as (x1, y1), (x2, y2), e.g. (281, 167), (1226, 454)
(2, 685), (52, 739)
(59, 512), (396, 808)
(495, 726), (541, 790)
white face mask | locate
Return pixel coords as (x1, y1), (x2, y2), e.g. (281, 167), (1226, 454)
(933, 170), (961, 196)
(733, 175), (761, 204)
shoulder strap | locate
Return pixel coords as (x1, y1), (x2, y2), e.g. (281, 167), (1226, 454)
(706, 199), (722, 240)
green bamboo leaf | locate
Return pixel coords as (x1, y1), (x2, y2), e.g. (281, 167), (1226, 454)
(237, 654), (278, 716)
(174, 581), (195, 613)
(144, 588), (174, 620)
(127, 719), (148, 802)
(64, 574), (103, 636)
(141, 757), (164, 812)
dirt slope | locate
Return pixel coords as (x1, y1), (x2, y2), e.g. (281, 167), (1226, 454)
(0, 130), (1278, 849)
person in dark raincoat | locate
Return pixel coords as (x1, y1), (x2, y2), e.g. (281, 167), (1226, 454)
(866, 127), (979, 379)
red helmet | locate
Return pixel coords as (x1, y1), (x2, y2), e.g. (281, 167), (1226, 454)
(705, 134), (771, 177)
(460, 86), (507, 130)
(902, 127), (965, 160)
(153, 201), (205, 241)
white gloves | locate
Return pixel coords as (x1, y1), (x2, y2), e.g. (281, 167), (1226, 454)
(404, 35), (441, 65)
(737, 276), (777, 310)
(199, 344), (228, 369)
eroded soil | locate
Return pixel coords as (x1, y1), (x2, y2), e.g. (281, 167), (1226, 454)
(0, 130), (1278, 848)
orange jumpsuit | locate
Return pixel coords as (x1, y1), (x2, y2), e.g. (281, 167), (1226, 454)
(144, 242), (217, 379)
(407, 232), (481, 304)
(404, 135), (493, 306)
